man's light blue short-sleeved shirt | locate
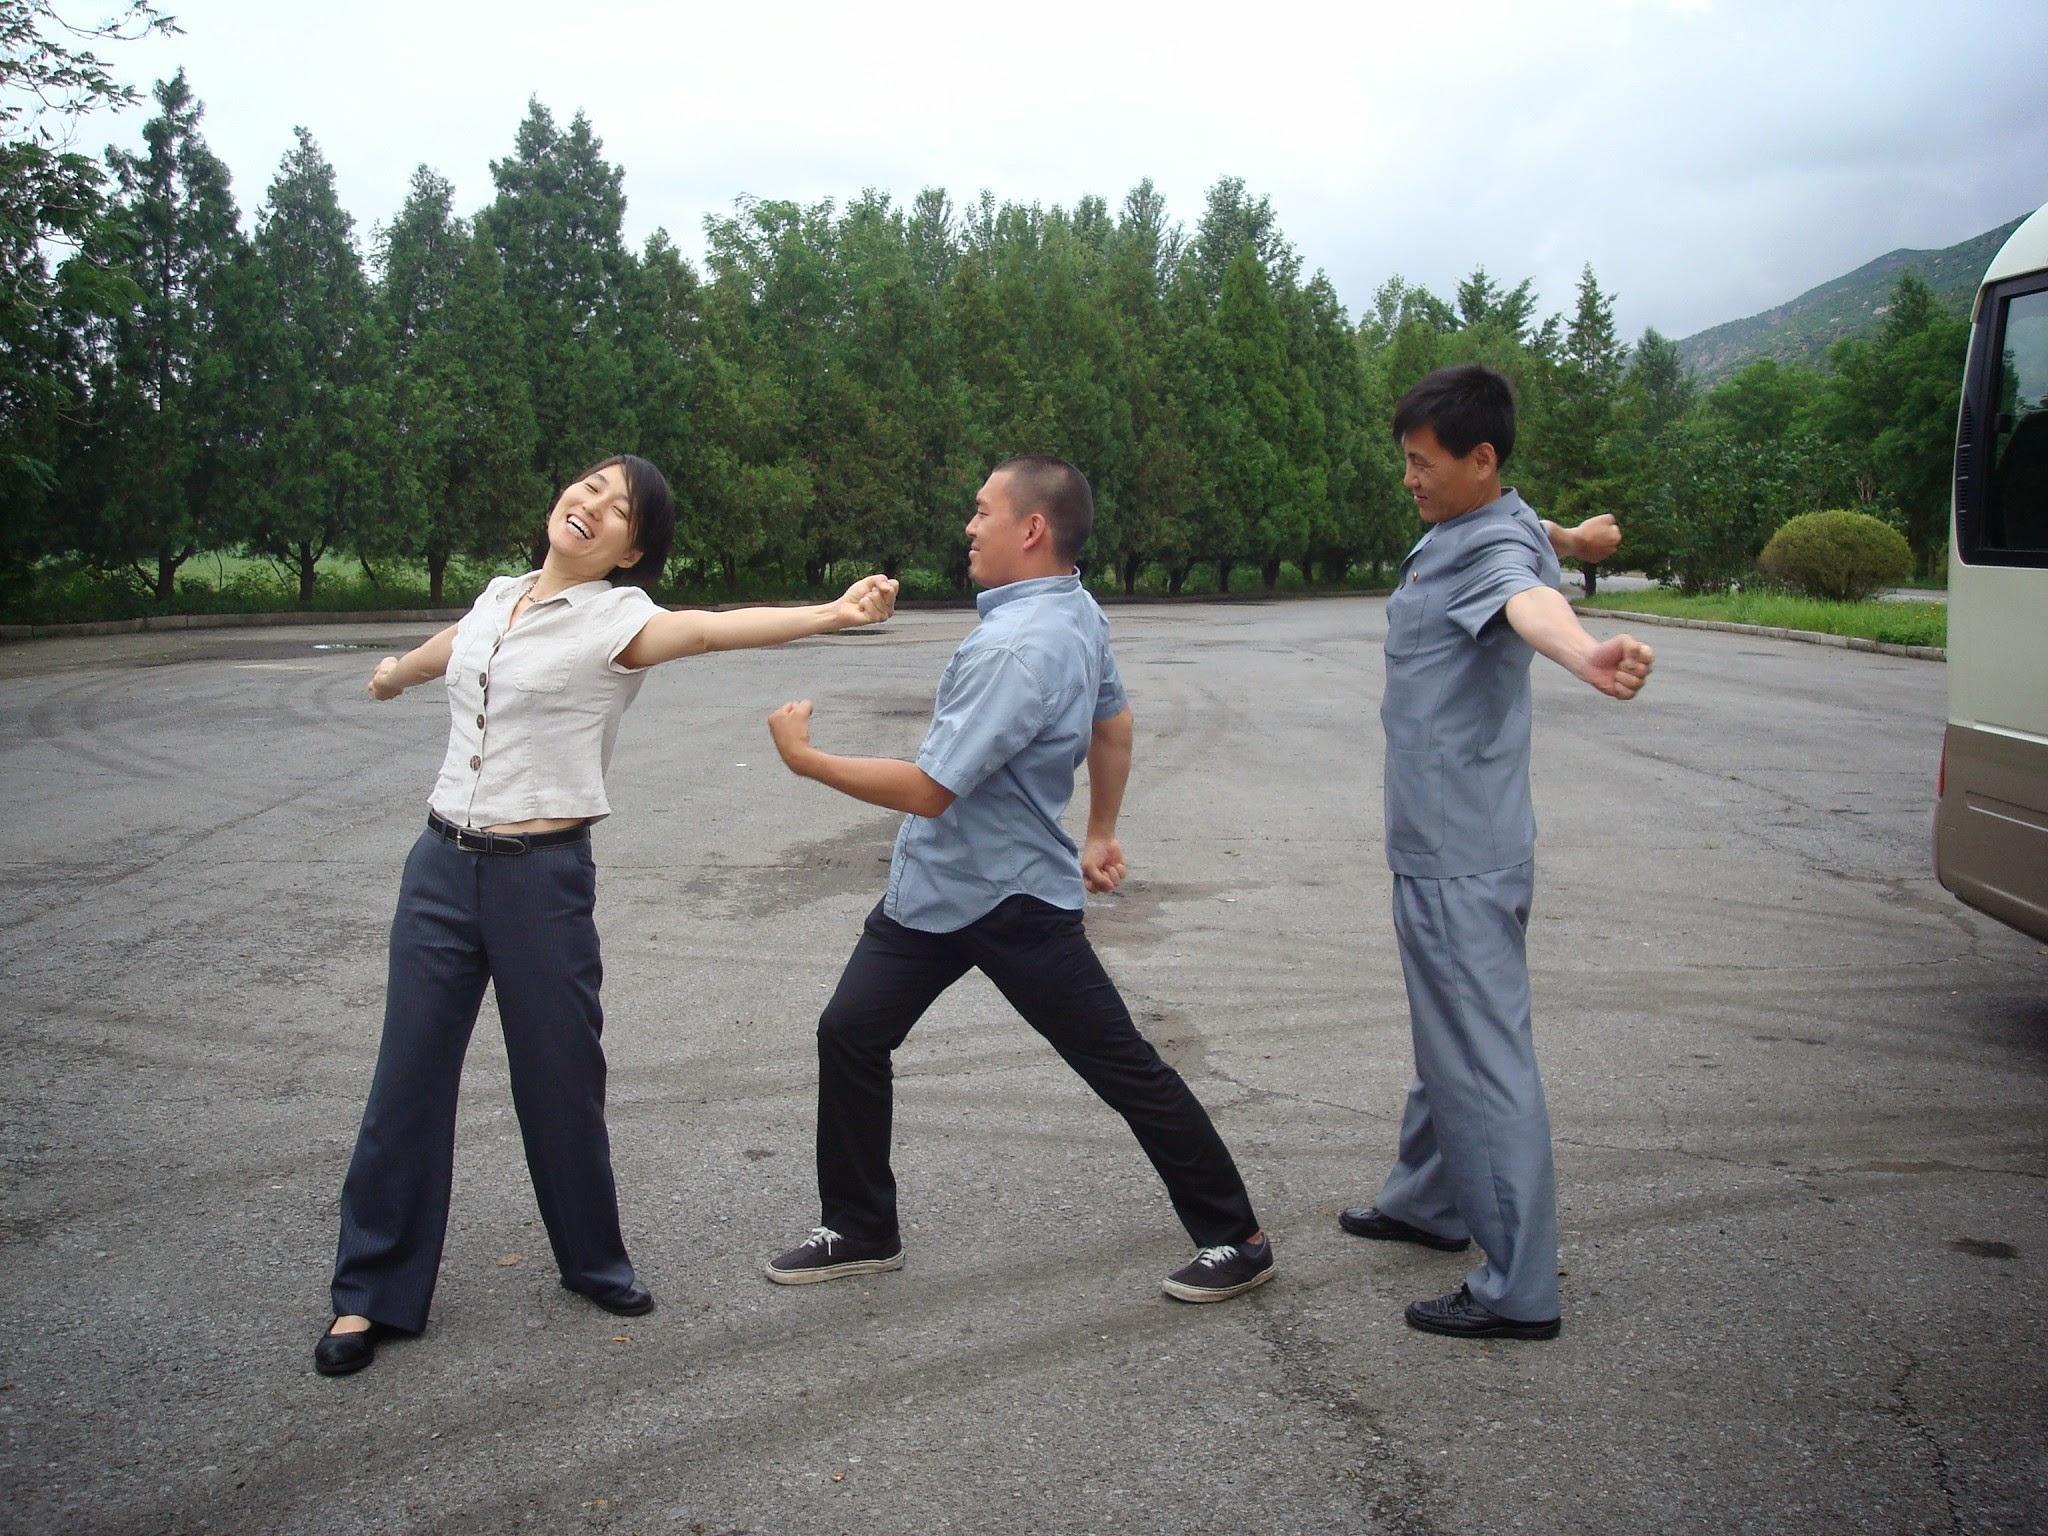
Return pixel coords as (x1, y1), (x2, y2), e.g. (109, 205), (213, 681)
(885, 573), (1129, 933)
(1380, 488), (1560, 879)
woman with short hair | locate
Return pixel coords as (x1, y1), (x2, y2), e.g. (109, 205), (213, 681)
(316, 454), (896, 1375)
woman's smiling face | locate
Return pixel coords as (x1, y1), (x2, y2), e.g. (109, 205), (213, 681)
(546, 462), (642, 575)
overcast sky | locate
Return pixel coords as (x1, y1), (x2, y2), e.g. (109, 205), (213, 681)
(79, 0), (2048, 343)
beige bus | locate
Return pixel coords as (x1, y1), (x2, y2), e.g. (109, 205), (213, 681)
(1936, 201), (2048, 942)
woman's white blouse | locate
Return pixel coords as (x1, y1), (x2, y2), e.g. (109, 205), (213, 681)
(428, 574), (659, 828)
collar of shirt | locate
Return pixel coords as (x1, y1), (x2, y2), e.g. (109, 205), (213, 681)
(1449, 486), (1531, 538)
(499, 572), (615, 611)
(1407, 487), (1532, 562)
(974, 570), (1081, 618)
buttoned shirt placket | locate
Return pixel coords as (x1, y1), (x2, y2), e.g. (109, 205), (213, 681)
(461, 578), (526, 829)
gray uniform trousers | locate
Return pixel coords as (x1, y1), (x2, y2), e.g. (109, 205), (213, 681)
(330, 827), (638, 1332)
(1373, 859), (1560, 1322)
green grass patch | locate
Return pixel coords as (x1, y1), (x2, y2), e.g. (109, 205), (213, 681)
(1, 557), (502, 627)
(1578, 588), (1946, 647)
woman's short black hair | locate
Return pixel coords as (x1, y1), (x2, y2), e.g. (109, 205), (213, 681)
(578, 454), (675, 589)
(1391, 364), (1517, 468)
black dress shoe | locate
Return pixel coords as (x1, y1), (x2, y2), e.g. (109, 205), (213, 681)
(1404, 1284), (1560, 1340)
(313, 1320), (387, 1376)
(561, 1278), (655, 1317)
(1337, 1205), (1472, 1251)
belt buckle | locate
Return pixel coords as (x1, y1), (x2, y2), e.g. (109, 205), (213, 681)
(454, 825), (491, 853)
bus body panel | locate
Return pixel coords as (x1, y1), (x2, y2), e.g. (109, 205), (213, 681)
(1984, 205), (2048, 286)
(1936, 722), (2048, 942)
(1937, 201), (2048, 942)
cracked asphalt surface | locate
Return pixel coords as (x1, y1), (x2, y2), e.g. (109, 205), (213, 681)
(1, 598), (2044, 1536)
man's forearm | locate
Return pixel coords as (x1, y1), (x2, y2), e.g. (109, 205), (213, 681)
(1542, 519), (1589, 562)
(784, 748), (955, 818)
(1086, 709), (1134, 839)
(1543, 513), (1621, 566)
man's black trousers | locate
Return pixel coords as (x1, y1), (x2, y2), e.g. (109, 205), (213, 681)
(816, 895), (1260, 1248)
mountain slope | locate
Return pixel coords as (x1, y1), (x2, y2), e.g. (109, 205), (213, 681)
(1675, 215), (2027, 381)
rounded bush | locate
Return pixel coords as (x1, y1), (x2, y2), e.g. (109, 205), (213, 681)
(1757, 509), (1913, 601)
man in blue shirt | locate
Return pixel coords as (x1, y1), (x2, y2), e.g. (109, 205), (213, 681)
(1339, 365), (1653, 1340)
(762, 455), (1271, 1302)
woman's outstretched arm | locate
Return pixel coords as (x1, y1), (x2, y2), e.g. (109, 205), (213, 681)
(616, 576), (897, 669)
(368, 624), (459, 700)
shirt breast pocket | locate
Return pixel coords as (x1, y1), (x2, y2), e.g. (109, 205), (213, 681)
(1385, 584), (1433, 657)
(495, 644), (575, 694)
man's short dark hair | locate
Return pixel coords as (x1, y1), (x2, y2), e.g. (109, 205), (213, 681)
(578, 453), (676, 589)
(993, 454), (1094, 563)
(1391, 365), (1517, 468)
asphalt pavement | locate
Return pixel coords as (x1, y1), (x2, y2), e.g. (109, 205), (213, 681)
(1, 598), (2042, 1536)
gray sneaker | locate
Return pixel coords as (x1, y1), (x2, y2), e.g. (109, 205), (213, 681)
(765, 1226), (906, 1286)
(1162, 1238), (1275, 1302)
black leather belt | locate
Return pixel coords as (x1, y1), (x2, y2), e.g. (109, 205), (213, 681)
(427, 811), (589, 855)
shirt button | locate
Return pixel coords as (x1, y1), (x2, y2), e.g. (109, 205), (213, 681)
(479, 673), (488, 689)
(469, 754), (482, 770)
(476, 714), (486, 728)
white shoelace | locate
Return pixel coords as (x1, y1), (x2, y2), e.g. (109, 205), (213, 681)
(1195, 1244), (1239, 1268)
(802, 1226), (843, 1253)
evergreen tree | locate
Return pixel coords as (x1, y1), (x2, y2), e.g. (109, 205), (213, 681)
(1606, 325), (1700, 583)
(700, 196), (833, 583)
(72, 70), (244, 600)
(379, 174), (541, 603)
(896, 188), (976, 579)
(379, 165), (465, 362)
(1212, 246), (1301, 590)
(0, 0), (177, 584)
(484, 101), (637, 496)
(238, 128), (387, 601)
(1032, 209), (1128, 576)
(1296, 273), (1378, 583)
(624, 228), (703, 579)
(1188, 177), (1297, 306)
(1625, 325), (1696, 439)
(1097, 180), (1187, 593)
(1164, 262), (1242, 593)
(1531, 265), (1627, 555)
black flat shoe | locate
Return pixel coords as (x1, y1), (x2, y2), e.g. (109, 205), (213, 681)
(1404, 1284), (1560, 1340)
(561, 1278), (655, 1317)
(1338, 1205), (1472, 1251)
(313, 1320), (387, 1376)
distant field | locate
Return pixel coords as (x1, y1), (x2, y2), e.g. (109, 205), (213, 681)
(1579, 588), (1946, 647)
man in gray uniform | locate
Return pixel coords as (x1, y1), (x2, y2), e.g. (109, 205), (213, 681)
(1341, 364), (1652, 1340)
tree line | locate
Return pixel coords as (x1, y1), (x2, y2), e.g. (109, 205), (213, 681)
(4, 54), (1970, 618)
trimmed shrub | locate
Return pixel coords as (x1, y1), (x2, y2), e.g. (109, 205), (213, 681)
(1757, 509), (1913, 601)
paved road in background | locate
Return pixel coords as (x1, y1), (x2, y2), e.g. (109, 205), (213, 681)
(2, 600), (2042, 1536)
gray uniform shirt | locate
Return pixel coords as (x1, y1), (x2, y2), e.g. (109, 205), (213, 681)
(884, 573), (1129, 933)
(1380, 489), (1560, 878)
(429, 573), (658, 828)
